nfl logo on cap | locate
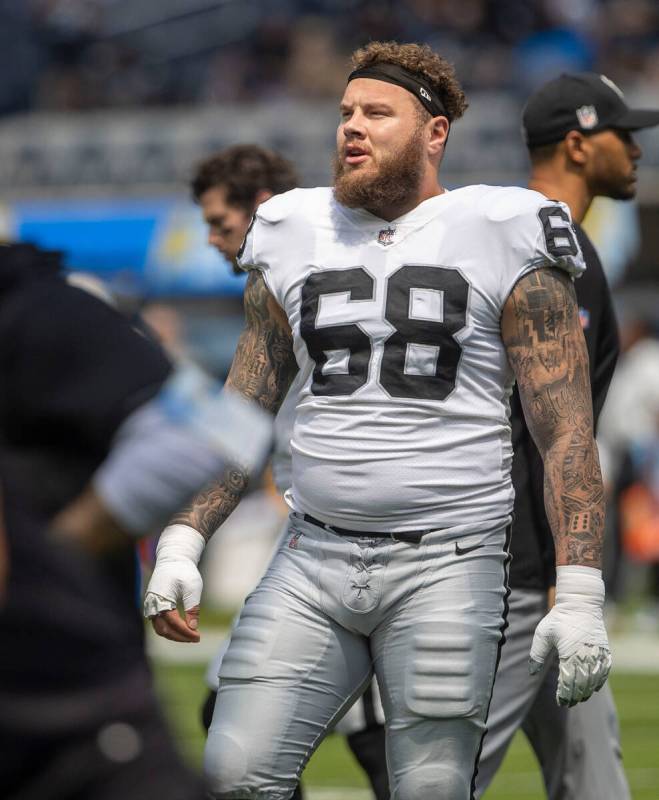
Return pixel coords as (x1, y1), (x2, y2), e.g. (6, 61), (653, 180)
(576, 104), (598, 129)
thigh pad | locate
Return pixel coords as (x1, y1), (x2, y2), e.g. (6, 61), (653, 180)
(402, 619), (499, 719)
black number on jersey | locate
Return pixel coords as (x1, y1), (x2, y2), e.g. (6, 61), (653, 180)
(300, 267), (374, 396)
(300, 265), (470, 400)
(381, 265), (470, 400)
(538, 206), (579, 258)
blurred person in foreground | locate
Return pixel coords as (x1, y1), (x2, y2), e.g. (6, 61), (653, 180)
(191, 144), (387, 800)
(475, 71), (659, 800)
(146, 42), (609, 800)
(0, 242), (271, 799)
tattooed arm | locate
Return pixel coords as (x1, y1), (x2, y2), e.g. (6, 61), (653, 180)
(145, 271), (297, 642)
(171, 270), (298, 542)
(503, 266), (610, 706)
(502, 267), (604, 567)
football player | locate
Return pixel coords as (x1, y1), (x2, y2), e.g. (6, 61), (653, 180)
(146, 42), (610, 800)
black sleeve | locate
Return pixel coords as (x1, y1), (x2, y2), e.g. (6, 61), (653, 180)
(573, 225), (619, 428)
(590, 271), (619, 428)
(509, 387), (556, 591)
(2, 278), (171, 454)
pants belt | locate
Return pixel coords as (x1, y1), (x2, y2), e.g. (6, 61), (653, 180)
(302, 513), (431, 545)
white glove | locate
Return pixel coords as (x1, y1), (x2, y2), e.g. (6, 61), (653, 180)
(529, 565), (612, 707)
(143, 524), (205, 621)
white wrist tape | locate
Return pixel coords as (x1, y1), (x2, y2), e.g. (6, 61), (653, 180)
(555, 565), (605, 607)
(143, 524), (205, 617)
(156, 524), (205, 565)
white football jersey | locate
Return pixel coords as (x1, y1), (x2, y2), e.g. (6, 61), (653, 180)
(239, 185), (584, 534)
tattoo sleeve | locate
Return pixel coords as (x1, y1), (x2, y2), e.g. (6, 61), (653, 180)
(171, 270), (298, 541)
(502, 267), (604, 568)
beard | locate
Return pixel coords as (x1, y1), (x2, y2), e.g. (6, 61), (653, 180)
(595, 175), (636, 201)
(333, 124), (426, 215)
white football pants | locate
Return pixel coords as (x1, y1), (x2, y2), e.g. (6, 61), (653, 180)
(205, 512), (510, 800)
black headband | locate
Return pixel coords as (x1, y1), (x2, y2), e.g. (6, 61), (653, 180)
(347, 63), (448, 119)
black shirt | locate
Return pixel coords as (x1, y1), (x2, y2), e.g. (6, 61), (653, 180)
(508, 223), (619, 591)
(0, 244), (171, 732)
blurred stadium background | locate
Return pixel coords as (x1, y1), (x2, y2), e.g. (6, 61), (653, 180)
(3, 1), (659, 797)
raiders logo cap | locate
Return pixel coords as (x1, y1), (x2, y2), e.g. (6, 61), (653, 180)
(522, 71), (659, 148)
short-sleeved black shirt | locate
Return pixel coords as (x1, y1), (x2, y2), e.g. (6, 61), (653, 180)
(0, 244), (171, 732)
(509, 224), (619, 590)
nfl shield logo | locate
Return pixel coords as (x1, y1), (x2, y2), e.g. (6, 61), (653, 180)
(288, 531), (303, 549)
(576, 105), (598, 129)
(377, 227), (396, 246)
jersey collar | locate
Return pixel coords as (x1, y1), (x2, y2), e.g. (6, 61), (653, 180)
(333, 190), (452, 247)
(335, 189), (451, 227)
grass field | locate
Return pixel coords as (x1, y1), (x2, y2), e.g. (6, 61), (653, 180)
(155, 663), (659, 799)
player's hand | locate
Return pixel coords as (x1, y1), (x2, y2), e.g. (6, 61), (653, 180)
(529, 565), (611, 707)
(144, 524), (205, 643)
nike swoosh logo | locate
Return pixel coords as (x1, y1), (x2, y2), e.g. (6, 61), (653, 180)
(454, 541), (486, 556)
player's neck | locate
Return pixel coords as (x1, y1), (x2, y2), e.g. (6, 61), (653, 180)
(366, 178), (446, 222)
(528, 172), (592, 225)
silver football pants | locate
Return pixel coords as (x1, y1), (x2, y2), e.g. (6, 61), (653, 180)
(205, 512), (510, 800)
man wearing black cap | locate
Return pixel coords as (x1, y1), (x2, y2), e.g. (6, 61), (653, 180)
(522, 71), (659, 155)
(474, 72), (659, 800)
(146, 45), (611, 800)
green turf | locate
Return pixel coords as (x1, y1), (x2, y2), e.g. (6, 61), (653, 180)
(154, 665), (659, 798)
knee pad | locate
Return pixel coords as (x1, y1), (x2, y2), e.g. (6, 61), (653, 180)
(204, 730), (249, 796)
(395, 764), (469, 800)
(204, 729), (302, 800)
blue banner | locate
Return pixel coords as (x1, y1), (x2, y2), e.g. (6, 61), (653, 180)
(10, 197), (247, 297)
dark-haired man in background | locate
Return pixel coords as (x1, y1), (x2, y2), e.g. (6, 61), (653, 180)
(191, 144), (298, 274)
(475, 71), (659, 800)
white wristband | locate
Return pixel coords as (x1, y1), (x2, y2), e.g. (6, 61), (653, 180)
(555, 565), (604, 606)
(156, 524), (205, 565)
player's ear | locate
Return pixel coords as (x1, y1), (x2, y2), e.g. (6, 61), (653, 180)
(428, 116), (449, 158)
(563, 131), (588, 167)
(254, 189), (274, 209)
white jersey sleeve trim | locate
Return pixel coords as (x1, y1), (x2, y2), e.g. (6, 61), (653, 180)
(236, 211), (282, 303)
(499, 198), (585, 310)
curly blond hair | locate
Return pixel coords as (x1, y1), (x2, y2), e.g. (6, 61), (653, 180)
(350, 41), (467, 122)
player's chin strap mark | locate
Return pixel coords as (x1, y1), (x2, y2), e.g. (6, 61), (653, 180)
(347, 63), (448, 120)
